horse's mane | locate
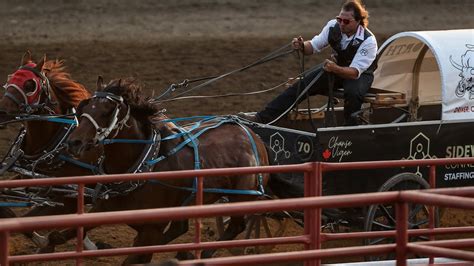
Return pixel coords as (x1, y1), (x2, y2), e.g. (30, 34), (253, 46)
(103, 78), (160, 120)
(43, 60), (90, 108)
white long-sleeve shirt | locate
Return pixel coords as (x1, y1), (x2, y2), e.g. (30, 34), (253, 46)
(310, 19), (378, 78)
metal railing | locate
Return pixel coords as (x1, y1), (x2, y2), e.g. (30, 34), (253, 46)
(0, 157), (473, 265)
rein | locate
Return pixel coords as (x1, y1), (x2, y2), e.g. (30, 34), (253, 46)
(267, 63), (325, 125)
(156, 78), (291, 103)
(151, 42), (295, 103)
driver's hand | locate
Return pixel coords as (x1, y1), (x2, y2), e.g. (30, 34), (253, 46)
(323, 59), (337, 72)
(292, 36), (304, 51)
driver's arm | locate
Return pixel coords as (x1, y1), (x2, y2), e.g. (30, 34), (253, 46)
(324, 61), (359, 79)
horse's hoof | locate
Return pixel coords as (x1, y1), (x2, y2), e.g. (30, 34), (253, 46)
(175, 251), (194, 260)
(37, 246), (55, 253)
(95, 241), (113, 249)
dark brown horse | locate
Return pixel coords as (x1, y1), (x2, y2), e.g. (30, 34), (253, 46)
(0, 52), (100, 249)
(62, 77), (270, 264)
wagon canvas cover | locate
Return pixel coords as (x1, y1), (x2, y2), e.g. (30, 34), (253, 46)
(372, 29), (474, 120)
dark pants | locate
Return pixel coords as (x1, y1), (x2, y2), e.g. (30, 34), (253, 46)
(257, 67), (374, 125)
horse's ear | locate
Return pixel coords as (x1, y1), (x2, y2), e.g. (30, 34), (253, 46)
(96, 75), (104, 91)
(21, 50), (32, 66)
(34, 55), (46, 72)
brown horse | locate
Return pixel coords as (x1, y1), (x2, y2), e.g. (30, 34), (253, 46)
(0, 52), (100, 249)
(63, 77), (270, 264)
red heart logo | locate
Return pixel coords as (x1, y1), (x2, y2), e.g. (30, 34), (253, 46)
(322, 149), (331, 160)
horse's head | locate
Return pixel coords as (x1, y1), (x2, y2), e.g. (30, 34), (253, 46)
(0, 51), (51, 122)
(68, 77), (158, 158)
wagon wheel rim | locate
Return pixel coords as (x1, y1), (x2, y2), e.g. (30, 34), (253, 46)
(364, 172), (438, 261)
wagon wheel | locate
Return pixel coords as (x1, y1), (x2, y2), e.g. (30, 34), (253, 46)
(214, 201), (292, 256)
(364, 172), (439, 261)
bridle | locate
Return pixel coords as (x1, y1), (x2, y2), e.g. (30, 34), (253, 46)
(2, 65), (55, 114)
(80, 91), (131, 144)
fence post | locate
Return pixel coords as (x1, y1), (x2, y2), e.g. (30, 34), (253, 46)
(304, 170), (311, 266)
(428, 165), (436, 264)
(76, 183), (85, 266)
(0, 231), (8, 266)
(305, 162), (321, 266)
(395, 201), (408, 266)
(314, 162), (322, 266)
(195, 176), (203, 259)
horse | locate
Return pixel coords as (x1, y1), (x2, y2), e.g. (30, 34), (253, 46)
(62, 77), (270, 264)
(0, 51), (101, 250)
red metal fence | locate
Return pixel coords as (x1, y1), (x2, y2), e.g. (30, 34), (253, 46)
(0, 157), (474, 265)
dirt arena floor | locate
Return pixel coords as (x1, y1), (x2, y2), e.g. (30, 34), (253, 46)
(1, 0), (474, 265)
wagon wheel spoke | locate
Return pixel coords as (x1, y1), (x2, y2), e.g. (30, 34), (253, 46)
(372, 220), (395, 230)
(408, 204), (425, 221)
(415, 235), (430, 241)
(368, 237), (388, 245)
(410, 218), (429, 228)
(378, 205), (396, 225)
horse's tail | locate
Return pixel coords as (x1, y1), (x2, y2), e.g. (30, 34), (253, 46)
(0, 207), (17, 218)
(264, 145), (304, 199)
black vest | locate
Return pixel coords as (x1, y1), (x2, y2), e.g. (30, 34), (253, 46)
(328, 25), (377, 74)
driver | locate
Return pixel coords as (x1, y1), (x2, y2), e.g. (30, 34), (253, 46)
(241, 0), (377, 126)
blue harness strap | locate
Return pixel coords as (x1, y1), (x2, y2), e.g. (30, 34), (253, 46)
(0, 202), (33, 207)
(148, 116), (265, 196)
(58, 154), (102, 174)
(46, 117), (77, 125)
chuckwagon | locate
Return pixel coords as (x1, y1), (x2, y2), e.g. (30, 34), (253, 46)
(238, 29), (474, 248)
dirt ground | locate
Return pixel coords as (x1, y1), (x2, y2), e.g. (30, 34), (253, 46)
(1, 0), (474, 265)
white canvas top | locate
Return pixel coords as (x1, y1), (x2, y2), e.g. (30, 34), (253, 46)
(372, 29), (474, 120)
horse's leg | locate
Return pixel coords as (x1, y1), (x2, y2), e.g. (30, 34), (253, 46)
(199, 193), (257, 258)
(38, 201), (102, 253)
(159, 219), (197, 260)
(23, 199), (98, 251)
(161, 219), (189, 244)
(122, 224), (166, 265)
(19, 198), (100, 250)
(201, 215), (246, 258)
(37, 223), (98, 253)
